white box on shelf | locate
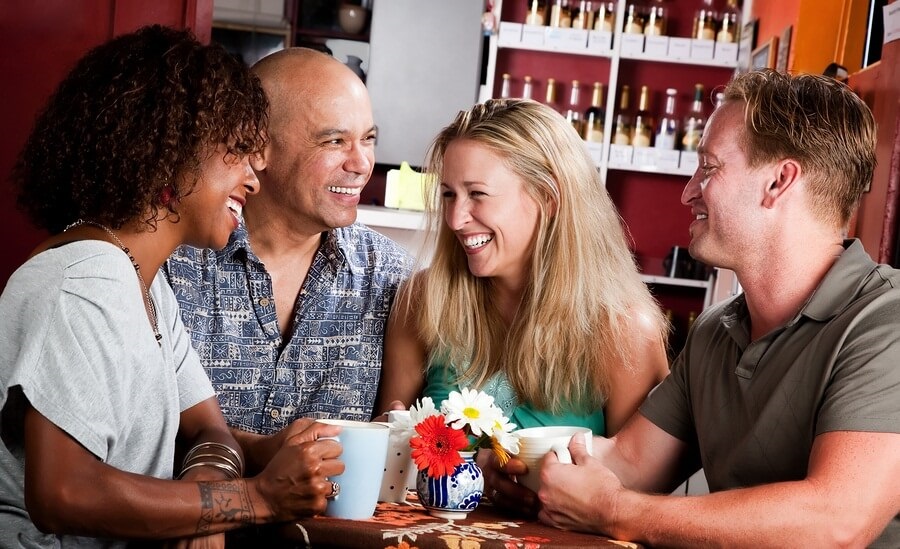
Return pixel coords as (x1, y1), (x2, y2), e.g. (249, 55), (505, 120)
(668, 37), (692, 60)
(498, 22), (523, 46)
(587, 30), (613, 52)
(680, 151), (699, 174)
(690, 39), (715, 60)
(544, 27), (567, 49)
(621, 33), (645, 55)
(521, 24), (545, 46)
(644, 35), (669, 57)
(714, 41), (738, 64)
(654, 149), (681, 171)
(632, 146), (659, 169)
(563, 28), (589, 51)
(585, 141), (604, 166)
(608, 144), (634, 167)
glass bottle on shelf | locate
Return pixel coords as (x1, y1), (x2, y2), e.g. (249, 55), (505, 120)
(693, 0), (717, 41)
(525, 0), (547, 25)
(583, 82), (605, 142)
(632, 85), (654, 148)
(681, 84), (706, 152)
(565, 80), (583, 136)
(545, 78), (559, 111)
(717, 0), (741, 43)
(499, 73), (512, 100)
(594, 1), (616, 32)
(654, 88), (679, 150)
(623, 3), (645, 35)
(572, 0), (595, 30)
(549, 0), (572, 28)
(612, 85), (632, 146)
(644, 2), (666, 36)
(522, 75), (534, 100)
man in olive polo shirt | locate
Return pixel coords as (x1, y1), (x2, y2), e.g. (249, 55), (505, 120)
(535, 71), (900, 546)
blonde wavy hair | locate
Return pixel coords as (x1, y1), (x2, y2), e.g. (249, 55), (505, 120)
(415, 99), (666, 413)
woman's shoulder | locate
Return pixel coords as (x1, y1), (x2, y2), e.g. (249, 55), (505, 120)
(620, 302), (667, 341)
(11, 242), (137, 306)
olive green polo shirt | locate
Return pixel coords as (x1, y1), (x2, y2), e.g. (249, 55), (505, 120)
(640, 239), (899, 547)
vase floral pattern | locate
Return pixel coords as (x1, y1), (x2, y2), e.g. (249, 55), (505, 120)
(416, 451), (483, 519)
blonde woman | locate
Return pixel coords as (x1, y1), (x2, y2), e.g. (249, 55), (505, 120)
(379, 99), (669, 513)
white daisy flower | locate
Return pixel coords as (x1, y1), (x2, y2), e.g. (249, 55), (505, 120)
(407, 396), (441, 428)
(442, 388), (499, 437)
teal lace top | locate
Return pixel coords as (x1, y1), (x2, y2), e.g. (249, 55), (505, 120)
(423, 361), (606, 435)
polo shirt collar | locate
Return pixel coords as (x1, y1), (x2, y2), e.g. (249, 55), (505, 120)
(800, 239), (877, 322)
(719, 239), (875, 352)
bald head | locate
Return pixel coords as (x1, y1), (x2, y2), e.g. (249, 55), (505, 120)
(252, 48), (368, 132)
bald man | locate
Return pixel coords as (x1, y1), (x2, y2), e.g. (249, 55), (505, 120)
(165, 48), (413, 472)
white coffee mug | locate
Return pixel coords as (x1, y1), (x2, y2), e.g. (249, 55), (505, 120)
(514, 426), (593, 493)
(316, 419), (390, 519)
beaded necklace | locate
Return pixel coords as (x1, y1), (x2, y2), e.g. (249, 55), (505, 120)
(64, 219), (162, 346)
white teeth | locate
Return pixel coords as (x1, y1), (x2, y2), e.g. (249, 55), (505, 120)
(328, 186), (361, 195)
(696, 214), (708, 220)
(226, 198), (242, 218)
(463, 235), (493, 248)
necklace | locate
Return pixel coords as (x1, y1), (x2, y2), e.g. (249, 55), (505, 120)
(64, 219), (162, 346)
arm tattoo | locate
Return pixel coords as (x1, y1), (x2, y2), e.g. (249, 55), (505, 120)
(196, 481), (256, 534)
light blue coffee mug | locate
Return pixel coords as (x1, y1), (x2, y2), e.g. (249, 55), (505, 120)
(317, 419), (390, 519)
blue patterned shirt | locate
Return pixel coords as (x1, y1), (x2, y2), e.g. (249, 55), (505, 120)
(164, 222), (413, 434)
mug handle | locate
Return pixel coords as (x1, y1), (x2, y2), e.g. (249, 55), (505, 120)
(552, 433), (594, 464)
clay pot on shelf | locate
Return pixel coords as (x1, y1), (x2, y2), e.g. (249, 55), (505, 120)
(338, 4), (368, 35)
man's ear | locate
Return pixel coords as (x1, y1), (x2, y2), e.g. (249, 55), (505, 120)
(762, 159), (801, 208)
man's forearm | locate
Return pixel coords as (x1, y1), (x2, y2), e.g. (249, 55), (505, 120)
(612, 480), (884, 548)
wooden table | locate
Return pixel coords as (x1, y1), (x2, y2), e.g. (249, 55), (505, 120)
(278, 491), (640, 549)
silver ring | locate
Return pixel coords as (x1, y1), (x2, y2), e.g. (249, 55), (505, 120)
(327, 480), (341, 499)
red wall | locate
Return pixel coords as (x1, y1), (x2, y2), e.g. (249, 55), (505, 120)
(0, 0), (212, 288)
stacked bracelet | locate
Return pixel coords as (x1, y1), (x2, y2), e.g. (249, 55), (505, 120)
(178, 442), (244, 480)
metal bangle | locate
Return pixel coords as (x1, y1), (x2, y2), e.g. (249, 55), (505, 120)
(178, 461), (240, 480)
(183, 442), (244, 475)
(181, 452), (241, 475)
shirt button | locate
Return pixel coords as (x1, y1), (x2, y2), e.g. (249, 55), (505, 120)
(259, 297), (271, 307)
(270, 409), (280, 419)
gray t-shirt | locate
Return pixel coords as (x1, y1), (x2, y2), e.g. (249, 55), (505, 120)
(641, 239), (900, 548)
(0, 241), (214, 548)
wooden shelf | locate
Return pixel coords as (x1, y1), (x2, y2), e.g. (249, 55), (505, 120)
(498, 41), (612, 58)
(356, 205), (426, 231)
(294, 27), (369, 42)
(619, 50), (738, 68)
(640, 274), (711, 289)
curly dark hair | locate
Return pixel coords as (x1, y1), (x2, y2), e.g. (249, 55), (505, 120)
(11, 24), (269, 234)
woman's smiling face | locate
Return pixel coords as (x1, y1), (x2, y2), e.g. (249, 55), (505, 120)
(440, 139), (543, 290)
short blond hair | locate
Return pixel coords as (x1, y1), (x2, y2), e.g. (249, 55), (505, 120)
(723, 70), (876, 227)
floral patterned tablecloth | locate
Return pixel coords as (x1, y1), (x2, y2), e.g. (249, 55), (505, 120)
(282, 492), (641, 549)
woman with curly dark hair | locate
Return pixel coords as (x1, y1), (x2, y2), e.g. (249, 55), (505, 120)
(1, 25), (344, 547)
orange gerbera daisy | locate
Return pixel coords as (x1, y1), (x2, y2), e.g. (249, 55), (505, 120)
(410, 415), (468, 477)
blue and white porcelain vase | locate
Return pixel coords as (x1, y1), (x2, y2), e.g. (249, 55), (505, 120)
(416, 451), (483, 520)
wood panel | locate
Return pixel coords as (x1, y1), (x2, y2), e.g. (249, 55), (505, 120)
(0, 0), (212, 287)
(850, 33), (900, 262)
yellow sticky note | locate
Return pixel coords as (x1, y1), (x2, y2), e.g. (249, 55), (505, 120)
(384, 161), (426, 211)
